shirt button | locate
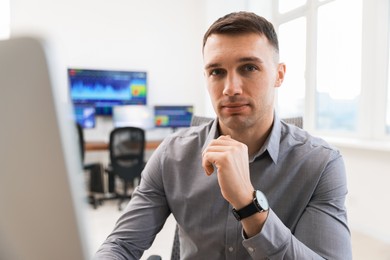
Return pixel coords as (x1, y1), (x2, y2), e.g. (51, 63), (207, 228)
(248, 247), (255, 252)
(228, 247), (234, 252)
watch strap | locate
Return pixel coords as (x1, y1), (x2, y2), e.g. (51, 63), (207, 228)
(232, 190), (266, 221)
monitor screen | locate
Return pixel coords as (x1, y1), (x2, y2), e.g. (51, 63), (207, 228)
(73, 104), (96, 129)
(113, 105), (154, 129)
(68, 68), (147, 116)
(154, 105), (194, 128)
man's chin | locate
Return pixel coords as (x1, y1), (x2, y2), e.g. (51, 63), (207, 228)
(219, 115), (250, 129)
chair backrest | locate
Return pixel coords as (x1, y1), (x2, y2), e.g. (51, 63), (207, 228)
(76, 123), (85, 163)
(190, 115), (214, 126)
(109, 127), (145, 181)
(190, 115), (303, 128)
(282, 116), (303, 128)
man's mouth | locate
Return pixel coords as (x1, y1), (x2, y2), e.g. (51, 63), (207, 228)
(221, 103), (249, 113)
(223, 103), (247, 108)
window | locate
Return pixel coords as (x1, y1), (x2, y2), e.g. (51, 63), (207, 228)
(316, 0), (362, 132)
(274, 0), (390, 143)
(387, 46), (390, 134)
(0, 0), (10, 40)
(278, 0), (307, 13)
(277, 17), (306, 118)
(277, 0), (362, 133)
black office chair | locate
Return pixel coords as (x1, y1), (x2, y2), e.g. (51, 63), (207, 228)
(105, 126), (146, 210)
(282, 116), (303, 128)
(190, 115), (303, 129)
(75, 123), (105, 209)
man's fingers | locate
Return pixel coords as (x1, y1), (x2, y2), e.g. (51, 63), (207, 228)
(202, 154), (215, 176)
(204, 162), (215, 176)
(202, 135), (237, 175)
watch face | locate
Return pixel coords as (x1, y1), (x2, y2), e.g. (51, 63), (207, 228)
(255, 190), (269, 211)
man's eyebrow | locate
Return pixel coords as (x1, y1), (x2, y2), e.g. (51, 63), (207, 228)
(238, 56), (264, 63)
(204, 56), (264, 70)
(204, 62), (221, 71)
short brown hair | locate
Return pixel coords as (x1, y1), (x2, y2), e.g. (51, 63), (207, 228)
(202, 11), (279, 54)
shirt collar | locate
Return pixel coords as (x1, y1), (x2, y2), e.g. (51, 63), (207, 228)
(250, 113), (281, 164)
(201, 118), (219, 153)
(201, 114), (281, 164)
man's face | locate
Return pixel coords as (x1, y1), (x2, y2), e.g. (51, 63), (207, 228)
(203, 33), (285, 133)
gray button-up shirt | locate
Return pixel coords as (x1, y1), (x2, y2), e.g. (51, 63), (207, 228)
(94, 115), (352, 259)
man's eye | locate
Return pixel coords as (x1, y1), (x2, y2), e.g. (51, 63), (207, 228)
(210, 69), (224, 76)
(242, 65), (258, 72)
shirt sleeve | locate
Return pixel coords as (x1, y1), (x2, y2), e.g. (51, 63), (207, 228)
(93, 142), (171, 260)
(242, 153), (352, 259)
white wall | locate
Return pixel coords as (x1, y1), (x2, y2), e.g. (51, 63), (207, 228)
(9, 0), (270, 120)
(334, 144), (390, 243)
(10, 0), (208, 115)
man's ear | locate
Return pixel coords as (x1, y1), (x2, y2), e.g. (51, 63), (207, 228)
(275, 63), (286, 88)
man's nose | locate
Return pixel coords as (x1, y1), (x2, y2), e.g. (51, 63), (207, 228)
(222, 72), (243, 96)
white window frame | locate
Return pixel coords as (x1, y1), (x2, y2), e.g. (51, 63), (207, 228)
(273, 0), (390, 148)
(0, 0), (10, 40)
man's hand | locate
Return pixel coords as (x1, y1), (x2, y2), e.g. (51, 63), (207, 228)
(202, 135), (268, 238)
(202, 135), (254, 209)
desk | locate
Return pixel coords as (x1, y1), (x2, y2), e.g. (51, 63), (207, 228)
(85, 140), (162, 151)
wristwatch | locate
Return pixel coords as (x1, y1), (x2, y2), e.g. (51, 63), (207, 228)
(232, 190), (269, 221)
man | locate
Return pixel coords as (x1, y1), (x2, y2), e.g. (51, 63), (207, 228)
(94, 11), (352, 259)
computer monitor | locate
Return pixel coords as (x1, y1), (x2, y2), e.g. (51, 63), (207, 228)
(113, 105), (154, 129)
(68, 68), (147, 116)
(73, 104), (96, 129)
(154, 105), (194, 129)
(1, 37), (90, 260)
